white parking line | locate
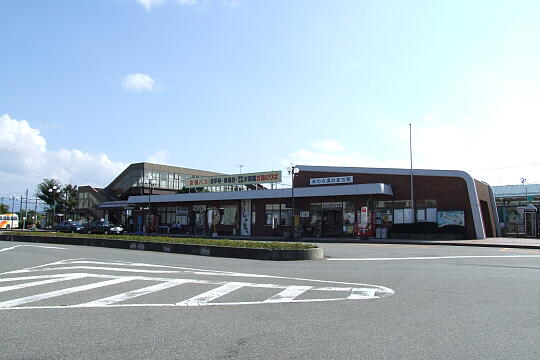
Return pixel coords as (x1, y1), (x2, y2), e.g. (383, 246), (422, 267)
(328, 255), (540, 261)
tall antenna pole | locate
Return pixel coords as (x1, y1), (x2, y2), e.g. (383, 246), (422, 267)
(409, 123), (414, 222)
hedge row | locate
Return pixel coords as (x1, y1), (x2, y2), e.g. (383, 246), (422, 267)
(1, 232), (316, 250)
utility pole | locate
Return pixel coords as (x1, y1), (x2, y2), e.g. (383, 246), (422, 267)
(19, 195), (23, 229)
(34, 196), (38, 229)
(11, 195), (15, 229)
(23, 189), (28, 230)
(409, 123), (414, 223)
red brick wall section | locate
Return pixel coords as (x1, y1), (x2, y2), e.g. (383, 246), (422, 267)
(474, 180), (497, 237)
(294, 171), (476, 239)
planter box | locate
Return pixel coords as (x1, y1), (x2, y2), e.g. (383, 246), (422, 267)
(1, 234), (323, 261)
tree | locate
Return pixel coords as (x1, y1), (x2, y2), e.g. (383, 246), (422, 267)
(60, 184), (78, 217)
(18, 210), (38, 226)
(36, 178), (63, 213)
(0, 203), (8, 213)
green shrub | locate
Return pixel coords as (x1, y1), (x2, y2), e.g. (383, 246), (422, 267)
(1, 232), (316, 250)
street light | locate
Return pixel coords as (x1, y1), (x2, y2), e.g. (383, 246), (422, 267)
(287, 164), (300, 239)
(48, 185), (59, 228)
(521, 177), (528, 203)
(144, 177), (157, 233)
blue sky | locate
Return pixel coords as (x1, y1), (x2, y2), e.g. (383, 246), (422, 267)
(2, 0), (540, 198)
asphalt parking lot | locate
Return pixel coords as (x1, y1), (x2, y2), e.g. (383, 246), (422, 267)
(1, 240), (539, 360)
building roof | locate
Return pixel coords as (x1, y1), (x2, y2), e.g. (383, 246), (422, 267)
(296, 165), (473, 178)
(492, 184), (540, 198)
(97, 201), (130, 209)
(107, 162), (221, 191)
(128, 183), (394, 204)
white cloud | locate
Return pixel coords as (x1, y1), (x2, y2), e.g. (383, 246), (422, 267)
(136, 0), (196, 10)
(285, 89), (540, 186)
(147, 150), (171, 164)
(387, 91), (540, 185)
(122, 73), (156, 92)
(284, 141), (405, 173)
(0, 114), (127, 196)
(312, 140), (346, 153)
(0, 114), (46, 173)
(136, 0), (166, 11)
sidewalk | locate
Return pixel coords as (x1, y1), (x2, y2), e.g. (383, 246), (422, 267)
(5, 230), (539, 250)
(308, 237), (540, 250)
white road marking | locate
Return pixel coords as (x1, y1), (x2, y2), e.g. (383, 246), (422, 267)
(0, 259), (395, 309)
(177, 282), (248, 306)
(17, 265), (184, 274)
(348, 288), (377, 300)
(0, 276), (135, 308)
(263, 286), (312, 303)
(0, 276), (79, 293)
(4, 258), (385, 288)
(0, 245), (66, 253)
(79, 279), (192, 307)
(328, 255), (540, 261)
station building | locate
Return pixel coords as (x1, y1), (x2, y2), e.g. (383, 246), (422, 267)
(75, 162), (220, 223)
(493, 184), (540, 238)
(125, 165), (499, 240)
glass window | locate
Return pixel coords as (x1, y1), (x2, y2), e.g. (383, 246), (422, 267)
(394, 200), (411, 209)
(220, 205), (237, 225)
(321, 202), (343, 209)
(280, 208), (292, 226)
(343, 201), (354, 210)
(265, 204), (282, 226)
(343, 210), (355, 225)
(374, 201), (393, 209)
(310, 203), (322, 225)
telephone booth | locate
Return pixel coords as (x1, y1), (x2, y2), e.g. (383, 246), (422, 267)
(523, 204), (537, 238)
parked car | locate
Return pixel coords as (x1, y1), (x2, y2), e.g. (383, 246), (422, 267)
(85, 220), (123, 235)
(169, 223), (183, 234)
(57, 220), (84, 233)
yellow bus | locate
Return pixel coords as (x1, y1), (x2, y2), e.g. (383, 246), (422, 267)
(0, 213), (18, 229)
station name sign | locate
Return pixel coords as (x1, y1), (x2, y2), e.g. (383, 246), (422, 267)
(310, 176), (353, 186)
(185, 171), (282, 188)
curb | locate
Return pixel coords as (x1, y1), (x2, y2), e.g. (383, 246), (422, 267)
(0, 235), (324, 261)
(312, 239), (540, 250)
